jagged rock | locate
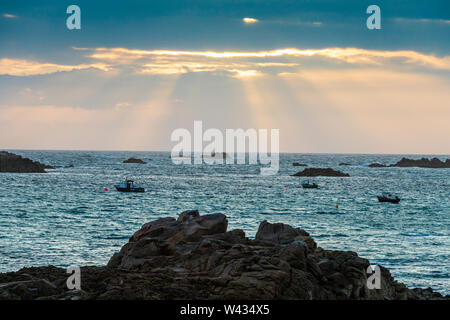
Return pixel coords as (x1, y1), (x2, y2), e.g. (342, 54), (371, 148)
(0, 211), (447, 300)
(390, 157), (450, 168)
(123, 157), (147, 164)
(0, 151), (54, 173)
(255, 220), (317, 252)
(293, 162), (307, 167)
(292, 168), (350, 177)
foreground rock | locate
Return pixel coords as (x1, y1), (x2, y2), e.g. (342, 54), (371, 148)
(292, 168), (350, 177)
(0, 151), (54, 173)
(391, 157), (450, 168)
(1, 211), (447, 300)
(123, 157), (147, 164)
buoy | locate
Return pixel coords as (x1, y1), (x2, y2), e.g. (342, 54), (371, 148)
(336, 205), (339, 209)
(104, 188), (109, 191)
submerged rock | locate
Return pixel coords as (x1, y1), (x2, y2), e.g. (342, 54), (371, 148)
(0, 151), (54, 173)
(293, 162), (307, 167)
(292, 168), (350, 177)
(369, 163), (387, 168)
(0, 211), (447, 300)
(123, 157), (147, 164)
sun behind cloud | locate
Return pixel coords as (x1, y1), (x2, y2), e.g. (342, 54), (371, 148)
(243, 17), (259, 24)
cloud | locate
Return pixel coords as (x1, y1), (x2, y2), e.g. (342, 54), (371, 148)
(0, 58), (111, 76)
(5, 47), (450, 78)
(243, 17), (259, 24)
(3, 13), (17, 19)
(394, 17), (450, 25)
(78, 47), (450, 76)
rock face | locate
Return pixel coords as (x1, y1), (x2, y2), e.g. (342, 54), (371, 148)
(293, 162), (307, 167)
(391, 157), (450, 168)
(0, 151), (54, 173)
(292, 168), (350, 177)
(1, 212), (447, 300)
(123, 157), (147, 164)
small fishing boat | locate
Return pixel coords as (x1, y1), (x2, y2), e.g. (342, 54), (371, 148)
(377, 193), (400, 203)
(114, 179), (145, 193)
(301, 181), (319, 189)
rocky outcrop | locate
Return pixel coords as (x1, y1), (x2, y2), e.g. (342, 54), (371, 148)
(0, 211), (447, 300)
(292, 168), (350, 177)
(367, 158), (450, 169)
(123, 157), (147, 164)
(293, 162), (307, 167)
(391, 157), (450, 168)
(0, 151), (54, 173)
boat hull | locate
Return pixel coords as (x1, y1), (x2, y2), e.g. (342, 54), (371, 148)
(114, 186), (145, 193)
(377, 196), (400, 204)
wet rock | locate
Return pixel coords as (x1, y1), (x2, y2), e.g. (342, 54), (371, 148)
(292, 168), (350, 177)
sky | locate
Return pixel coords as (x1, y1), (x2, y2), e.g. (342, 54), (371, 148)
(0, 0), (449, 153)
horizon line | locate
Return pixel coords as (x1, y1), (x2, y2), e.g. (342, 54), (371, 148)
(2, 148), (449, 156)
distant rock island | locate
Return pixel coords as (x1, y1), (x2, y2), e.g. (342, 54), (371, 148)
(392, 157), (450, 168)
(0, 210), (446, 300)
(368, 157), (450, 169)
(292, 168), (350, 177)
(293, 162), (307, 167)
(0, 151), (54, 173)
(123, 157), (147, 164)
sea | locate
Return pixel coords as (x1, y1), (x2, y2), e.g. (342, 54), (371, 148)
(0, 150), (448, 294)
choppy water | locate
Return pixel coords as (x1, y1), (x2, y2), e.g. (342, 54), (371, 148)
(0, 150), (449, 294)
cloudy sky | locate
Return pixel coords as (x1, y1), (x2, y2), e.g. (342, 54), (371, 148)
(1, 0), (449, 153)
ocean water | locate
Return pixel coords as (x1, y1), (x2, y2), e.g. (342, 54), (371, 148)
(0, 150), (449, 295)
